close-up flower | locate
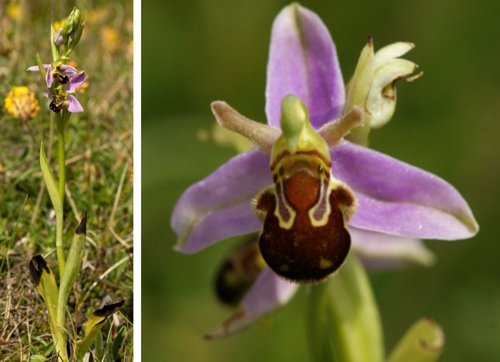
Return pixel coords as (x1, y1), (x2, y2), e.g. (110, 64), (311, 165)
(171, 3), (478, 339)
(4, 86), (40, 121)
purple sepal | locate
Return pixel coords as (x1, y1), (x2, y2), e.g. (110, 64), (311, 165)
(331, 141), (478, 240)
(172, 149), (271, 253)
(67, 94), (84, 113)
(266, 4), (344, 129)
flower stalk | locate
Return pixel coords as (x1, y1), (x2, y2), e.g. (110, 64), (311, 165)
(307, 253), (384, 362)
(56, 112), (67, 204)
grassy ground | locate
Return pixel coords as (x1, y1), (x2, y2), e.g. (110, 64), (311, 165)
(0, 1), (133, 360)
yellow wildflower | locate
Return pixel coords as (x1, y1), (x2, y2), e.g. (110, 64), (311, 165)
(6, 2), (19, 20)
(4, 86), (40, 121)
(101, 26), (120, 53)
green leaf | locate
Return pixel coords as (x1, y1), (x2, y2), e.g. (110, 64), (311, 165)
(29, 256), (67, 361)
(111, 325), (127, 360)
(50, 25), (59, 61)
(44, 341), (55, 357)
(58, 214), (87, 315)
(40, 142), (66, 277)
(57, 214), (87, 360)
(94, 329), (104, 360)
(388, 317), (444, 362)
(76, 299), (125, 361)
(39, 143), (62, 218)
(29, 355), (48, 362)
(36, 53), (47, 86)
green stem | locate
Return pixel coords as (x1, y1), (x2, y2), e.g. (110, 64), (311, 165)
(307, 253), (384, 362)
(306, 282), (335, 361)
(55, 112), (68, 278)
(56, 113), (66, 204)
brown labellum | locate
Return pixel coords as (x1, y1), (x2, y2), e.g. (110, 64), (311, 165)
(49, 94), (68, 113)
(52, 67), (69, 84)
(254, 170), (356, 284)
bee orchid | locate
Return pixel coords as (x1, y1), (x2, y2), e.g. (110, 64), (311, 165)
(171, 3), (478, 339)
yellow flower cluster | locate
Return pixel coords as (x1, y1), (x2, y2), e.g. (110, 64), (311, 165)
(4, 86), (40, 121)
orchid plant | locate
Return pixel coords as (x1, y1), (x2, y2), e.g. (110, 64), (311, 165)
(27, 8), (122, 362)
(172, 4), (478, 361)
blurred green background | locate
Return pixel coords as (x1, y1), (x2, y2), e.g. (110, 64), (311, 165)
(143, 0), (500, 361)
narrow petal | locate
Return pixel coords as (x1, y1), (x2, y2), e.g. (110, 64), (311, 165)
(211, 101), (281, 154)
(27, 64), (51, 72)
(53, 28), (63, 45)
(67, 95), (84, 112)
(66, 71), (86, 92)
(205, 268), (298, 339)
(374, 42), (415, 63)
(179, 202), (261, 254)
(266, 4), (344, 129)
(331, 141), (478, 240)
(46, 65), (53, 87)
(172, 149), (273, 253)
(350, 227), (435, 269)
(317, 106), (364, 148)
(60, 65), (77, 76)
(43, 91), (53, 100)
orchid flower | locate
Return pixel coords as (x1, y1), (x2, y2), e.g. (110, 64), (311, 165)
(27, 64), (86, 113)
(171, 4), (478, 339)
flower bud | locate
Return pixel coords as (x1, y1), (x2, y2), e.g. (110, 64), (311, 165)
(367, 42), (422, 129)
(344, 37), (374, 146)
(345, 39), (422, 146)
(66, 21), (85, 56)
(388, 317), (444, 362)
(62, 8), (79, 36)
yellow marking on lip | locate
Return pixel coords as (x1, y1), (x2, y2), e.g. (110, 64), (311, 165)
(273, 180), (296, 230)
(319, 258), (333, 269)
(270, 150), (331, 172)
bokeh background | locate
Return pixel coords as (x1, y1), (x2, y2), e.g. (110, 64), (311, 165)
(143, 0), (500, 361)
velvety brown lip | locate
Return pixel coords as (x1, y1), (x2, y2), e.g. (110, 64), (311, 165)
(255, 171), (355, 283)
